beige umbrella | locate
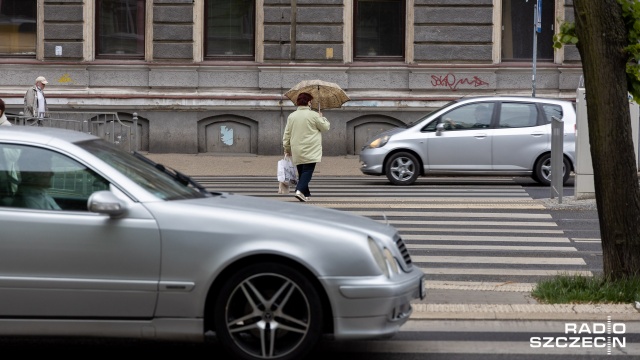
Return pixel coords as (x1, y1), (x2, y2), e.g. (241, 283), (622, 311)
(284, 79), (350, 112)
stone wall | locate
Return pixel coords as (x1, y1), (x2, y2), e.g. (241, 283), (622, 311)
(414, 0), (493, 63)
(153, 0), (194, 60)
(43, 0), (84, 60)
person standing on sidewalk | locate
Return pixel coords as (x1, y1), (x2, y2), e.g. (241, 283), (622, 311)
(283, 92), (330, 202)
(23, 76), (49, 123)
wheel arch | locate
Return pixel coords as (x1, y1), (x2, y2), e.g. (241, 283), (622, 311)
(533, 151), (574, 172)
(203, 254), (334, 335)
(383, 148), (424, 176)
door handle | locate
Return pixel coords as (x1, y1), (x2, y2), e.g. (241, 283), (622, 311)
(530, 132), (545, 137)
(474, 133), (487, 139)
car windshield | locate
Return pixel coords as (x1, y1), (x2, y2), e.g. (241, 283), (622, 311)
(407, 100), (458, 127)
(77, 139), (206, 201)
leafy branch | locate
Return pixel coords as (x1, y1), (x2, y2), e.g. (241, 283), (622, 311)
(619, 0), (640, 101)
(552, 21), (577, 49)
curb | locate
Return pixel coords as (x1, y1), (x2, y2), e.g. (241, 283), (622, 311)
(413, 282), (640, 321)
(410, 304), (640, 321)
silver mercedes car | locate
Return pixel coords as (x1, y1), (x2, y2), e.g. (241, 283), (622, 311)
(360, 96), (576, 185)
(0, 127), (425, 360)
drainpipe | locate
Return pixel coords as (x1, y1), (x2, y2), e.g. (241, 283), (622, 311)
(290, 0), (296, 60)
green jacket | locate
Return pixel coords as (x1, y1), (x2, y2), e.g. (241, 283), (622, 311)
(283, 106), (330, 165)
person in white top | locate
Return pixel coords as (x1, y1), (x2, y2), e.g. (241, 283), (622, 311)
(23, 76), (49, 121)
(0, 98), (10, 126)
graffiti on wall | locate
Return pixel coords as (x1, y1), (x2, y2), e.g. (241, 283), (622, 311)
(431, 73), (489, 91)
(220, 126), (234, 146)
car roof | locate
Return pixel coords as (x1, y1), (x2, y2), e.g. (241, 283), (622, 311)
(455, 96), (573, 105)
(0, 126), (99, 144)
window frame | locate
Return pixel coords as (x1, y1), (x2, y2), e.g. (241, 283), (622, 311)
(204, 0), (256, 60)
(0, 0), (38, 58)
(353, 0), (405, 62)
(95, 0), (146, 60)
(497, 102), (542, 129)
(500, 0), (556, 63)
(423, 102), (497, 132)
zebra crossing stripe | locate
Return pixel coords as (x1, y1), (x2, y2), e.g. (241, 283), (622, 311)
(384, 220), (558, 227)
(420, 268), (593, 276)
(205, 186), (527, 193)
(251, 196), (534, 201)
(352, 211), (552, 218)
(413, 256), (586, 265)
(314, 202), (546, 209)
(407, 244), (577, 251)
(396, 227), (563, 234)
(403, 235), (570, 243)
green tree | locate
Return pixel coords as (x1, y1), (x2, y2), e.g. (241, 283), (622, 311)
(572, 0), (640, 279)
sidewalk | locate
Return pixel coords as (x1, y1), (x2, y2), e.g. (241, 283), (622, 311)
(144, 153), (640, 321)
(144, 153), (363, 177)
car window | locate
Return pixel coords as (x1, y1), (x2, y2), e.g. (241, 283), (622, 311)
(432, 102), (495, 131)
(541, 104), (563, 123)
(0, 144), (109, 211)
(498, 103), (539, 128)
(77, 139), (205, 201)
(421, 119), (439, 131)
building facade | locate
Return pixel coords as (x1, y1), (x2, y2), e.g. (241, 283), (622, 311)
(0, 0), (580, 154)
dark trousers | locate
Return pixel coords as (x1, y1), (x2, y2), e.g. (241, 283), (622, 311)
(296, 163), (316, 197)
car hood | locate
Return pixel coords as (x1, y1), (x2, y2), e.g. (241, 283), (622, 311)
(375, 127), (406, 139)
(175, 192), (397, 238)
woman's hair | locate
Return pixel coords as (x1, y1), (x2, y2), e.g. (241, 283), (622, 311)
(296, 93), (313, 106)
(0, 98), (5, 115)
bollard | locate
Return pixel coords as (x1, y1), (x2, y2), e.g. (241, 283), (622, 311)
(550, 115), (564, 203)
(132, 112), (139, 152)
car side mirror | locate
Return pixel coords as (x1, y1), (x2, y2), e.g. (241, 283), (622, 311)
(436, 123), (445, 136)
(88, 190), (126, 217)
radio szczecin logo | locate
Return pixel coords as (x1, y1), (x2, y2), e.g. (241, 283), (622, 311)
(530, 316), (626, 354)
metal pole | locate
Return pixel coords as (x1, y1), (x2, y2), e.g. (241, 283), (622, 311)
(532, 3), (538, 97)
(132, 112), (139, 152)
(551, 115), (564, 204)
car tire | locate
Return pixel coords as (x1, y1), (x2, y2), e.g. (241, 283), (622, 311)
(532, 153), (570, 186)
(385, 152), (420, 185)
(213, 262), (323, 360)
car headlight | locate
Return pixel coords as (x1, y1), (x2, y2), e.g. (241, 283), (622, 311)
(383, 248), (400, 274)
(365, 135), (390, 149)
(368, 237), (401, 278)
(368, 237), (390, 278)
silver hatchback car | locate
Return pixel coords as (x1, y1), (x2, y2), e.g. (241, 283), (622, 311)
(0, 127), (424, 360)
(360, 97), (576, 185)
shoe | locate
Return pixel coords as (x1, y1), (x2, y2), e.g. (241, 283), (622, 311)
(295, 191), (307, 202)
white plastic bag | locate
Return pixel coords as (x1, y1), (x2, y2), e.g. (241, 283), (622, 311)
(277, 156), (297, 194)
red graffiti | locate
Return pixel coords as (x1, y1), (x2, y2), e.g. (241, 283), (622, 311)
(431, 73), (489, 91)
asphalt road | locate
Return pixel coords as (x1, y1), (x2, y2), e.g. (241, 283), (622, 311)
(4, 175), (628, 359)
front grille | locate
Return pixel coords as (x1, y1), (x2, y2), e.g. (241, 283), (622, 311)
(395, 236), (412, 269)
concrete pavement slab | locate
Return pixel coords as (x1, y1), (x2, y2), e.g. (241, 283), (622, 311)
(144, 153), (364, 177)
